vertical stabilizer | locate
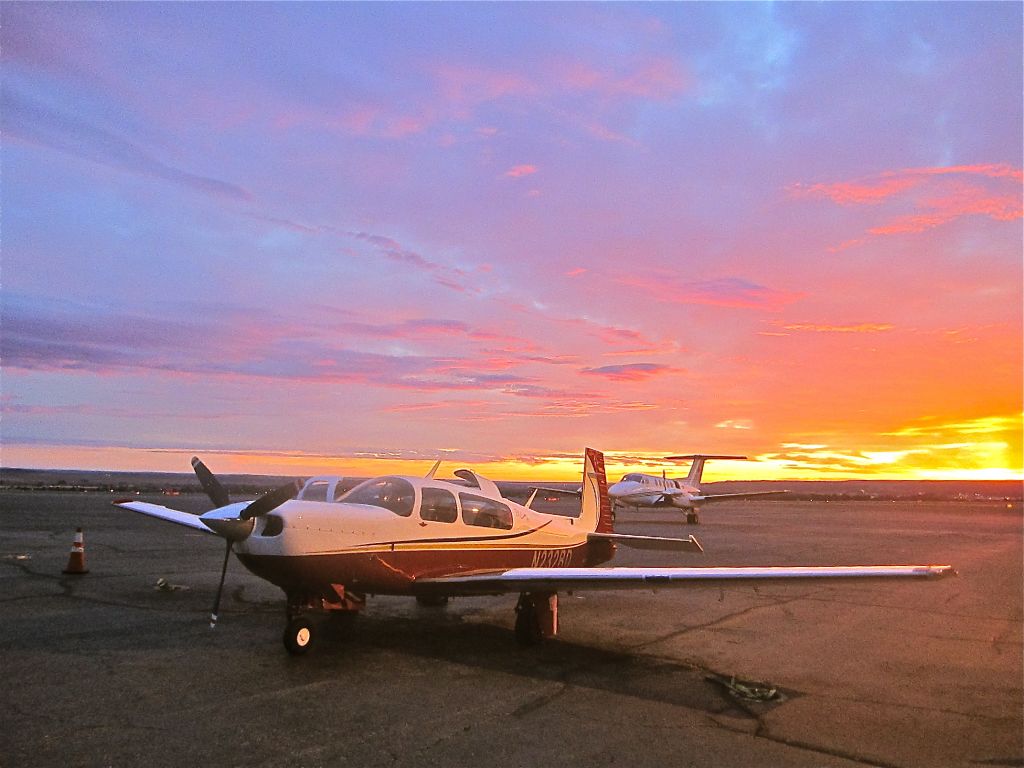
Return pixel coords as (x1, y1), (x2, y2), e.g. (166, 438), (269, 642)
(666, 455), (748, 489)
(581, 448), (614, 533)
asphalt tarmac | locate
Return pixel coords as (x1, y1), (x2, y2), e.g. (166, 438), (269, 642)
(1, 491), (1020, 768)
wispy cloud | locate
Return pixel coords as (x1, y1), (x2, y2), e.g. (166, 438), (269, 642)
(780, 322), (895, 334)
(580, 362), (683, 381)
(789, 164), (1023, 244)
(346, 231), (474, 292)
(884, 414), (1022, 438)
(0, 295), (542, 395)
(620, 275), (803, 311)
(2, 87), (252, 201)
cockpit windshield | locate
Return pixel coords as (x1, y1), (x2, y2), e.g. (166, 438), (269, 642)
(621, 473), (644, 482)
(339, 476), (415, 517)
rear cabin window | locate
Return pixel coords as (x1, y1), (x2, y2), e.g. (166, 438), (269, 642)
(460, 493), (513, 530)
(340, 477), (415, 517)
(420, 487), (458, 523)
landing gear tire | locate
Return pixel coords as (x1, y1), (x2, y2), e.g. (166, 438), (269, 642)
(514, 596), (543, 647)
(686, 511), (699, 525)
(283, 617), (315, 655)
(415, 595), (449, 607)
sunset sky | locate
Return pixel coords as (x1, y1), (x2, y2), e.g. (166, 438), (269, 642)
(2, 3), (1021, 482)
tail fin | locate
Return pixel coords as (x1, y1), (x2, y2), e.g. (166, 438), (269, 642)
(665, 455), (748, 488)
(580, 448), (614, 533)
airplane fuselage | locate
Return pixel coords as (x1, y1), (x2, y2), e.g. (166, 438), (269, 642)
(607, 473), (702, 509)
(230, 475), (612, 599)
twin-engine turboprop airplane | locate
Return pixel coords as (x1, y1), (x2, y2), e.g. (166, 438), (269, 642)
(116, 449), (952, 655)
(607, 455), (785, 524)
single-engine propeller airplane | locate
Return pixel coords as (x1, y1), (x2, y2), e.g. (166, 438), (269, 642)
(606, 455), (786, 524)
(116, 449), (952, 655)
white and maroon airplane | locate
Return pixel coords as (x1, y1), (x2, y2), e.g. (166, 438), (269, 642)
(607, 455), (785, 524)
(116, 449), (952, 655)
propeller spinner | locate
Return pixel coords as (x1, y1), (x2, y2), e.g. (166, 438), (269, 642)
(190, 457), (298, 628)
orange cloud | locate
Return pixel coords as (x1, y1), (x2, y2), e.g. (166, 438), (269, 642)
(782, 322), (895, 333)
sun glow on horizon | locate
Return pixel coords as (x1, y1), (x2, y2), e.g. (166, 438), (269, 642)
(4, 412), (1021, 483)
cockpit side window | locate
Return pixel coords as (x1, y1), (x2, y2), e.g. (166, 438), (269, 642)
(420, 487), (458, 523)
(300, 480), (330, 502)
(340, 477), (415, 517)
(460, 493), (513, 530)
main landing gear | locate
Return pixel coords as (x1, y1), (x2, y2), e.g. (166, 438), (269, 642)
(283, 587), (365, 656)
(685, 510), (700, 525)
(515, 592), (557, 647)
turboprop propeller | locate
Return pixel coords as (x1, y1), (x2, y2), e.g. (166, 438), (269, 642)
(189, 457), (298, 628)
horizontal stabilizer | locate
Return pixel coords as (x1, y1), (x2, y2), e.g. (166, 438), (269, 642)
(665, 454), (748, 461)
(530, 486), (583, 497)
(114, 500), (215, 534)
(588, 532), (703, 552)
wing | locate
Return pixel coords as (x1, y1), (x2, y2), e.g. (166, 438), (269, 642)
(415, 564), (954, 596)
(114, 500), (214, 534)
(693, 491), (788, 503)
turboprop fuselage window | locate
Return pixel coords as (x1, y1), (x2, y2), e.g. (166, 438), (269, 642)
(460, 493), (513, 530)
(341, 477), (415, 517)
(420, 487), (458, 523)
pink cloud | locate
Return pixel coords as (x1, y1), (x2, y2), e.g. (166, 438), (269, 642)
(504, 164), (537, 178)
(620, 275), (803, 311)
(432, 63), (537, 110)
(555, 56), (688, 100)
(790, 176), (919, 205)
(791, 163), (1023, 243)
(580, 362), (683, 381)
(868, 184), (1022, 235)
(782, 322), (895, 334)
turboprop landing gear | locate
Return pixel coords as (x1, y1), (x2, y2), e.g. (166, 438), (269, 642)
(686, 510), (700, 525)
(515, 592), (557, 647)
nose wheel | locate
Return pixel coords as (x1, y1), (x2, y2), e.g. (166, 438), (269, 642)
(283, 616), (314, 655)
(686, 511), (700, 525)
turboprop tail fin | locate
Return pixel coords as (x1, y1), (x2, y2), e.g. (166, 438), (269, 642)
(665, 455), (748, 488)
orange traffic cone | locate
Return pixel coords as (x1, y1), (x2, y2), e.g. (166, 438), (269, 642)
(62, 527), (89, 575)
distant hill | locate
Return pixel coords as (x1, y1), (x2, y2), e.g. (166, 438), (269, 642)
(1, 467), (1020, 501)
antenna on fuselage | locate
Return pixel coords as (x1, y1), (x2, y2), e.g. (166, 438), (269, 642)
(425, 459), (441, 479)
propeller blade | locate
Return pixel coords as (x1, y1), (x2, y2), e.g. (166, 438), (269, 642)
(241, 481), (299, 519)
(210, 538), (232, 629)
(191, 456), (230, 508)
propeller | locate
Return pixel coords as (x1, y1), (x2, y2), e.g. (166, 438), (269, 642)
(190, 457), (299, 628)
(191, 456), (230, 507)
